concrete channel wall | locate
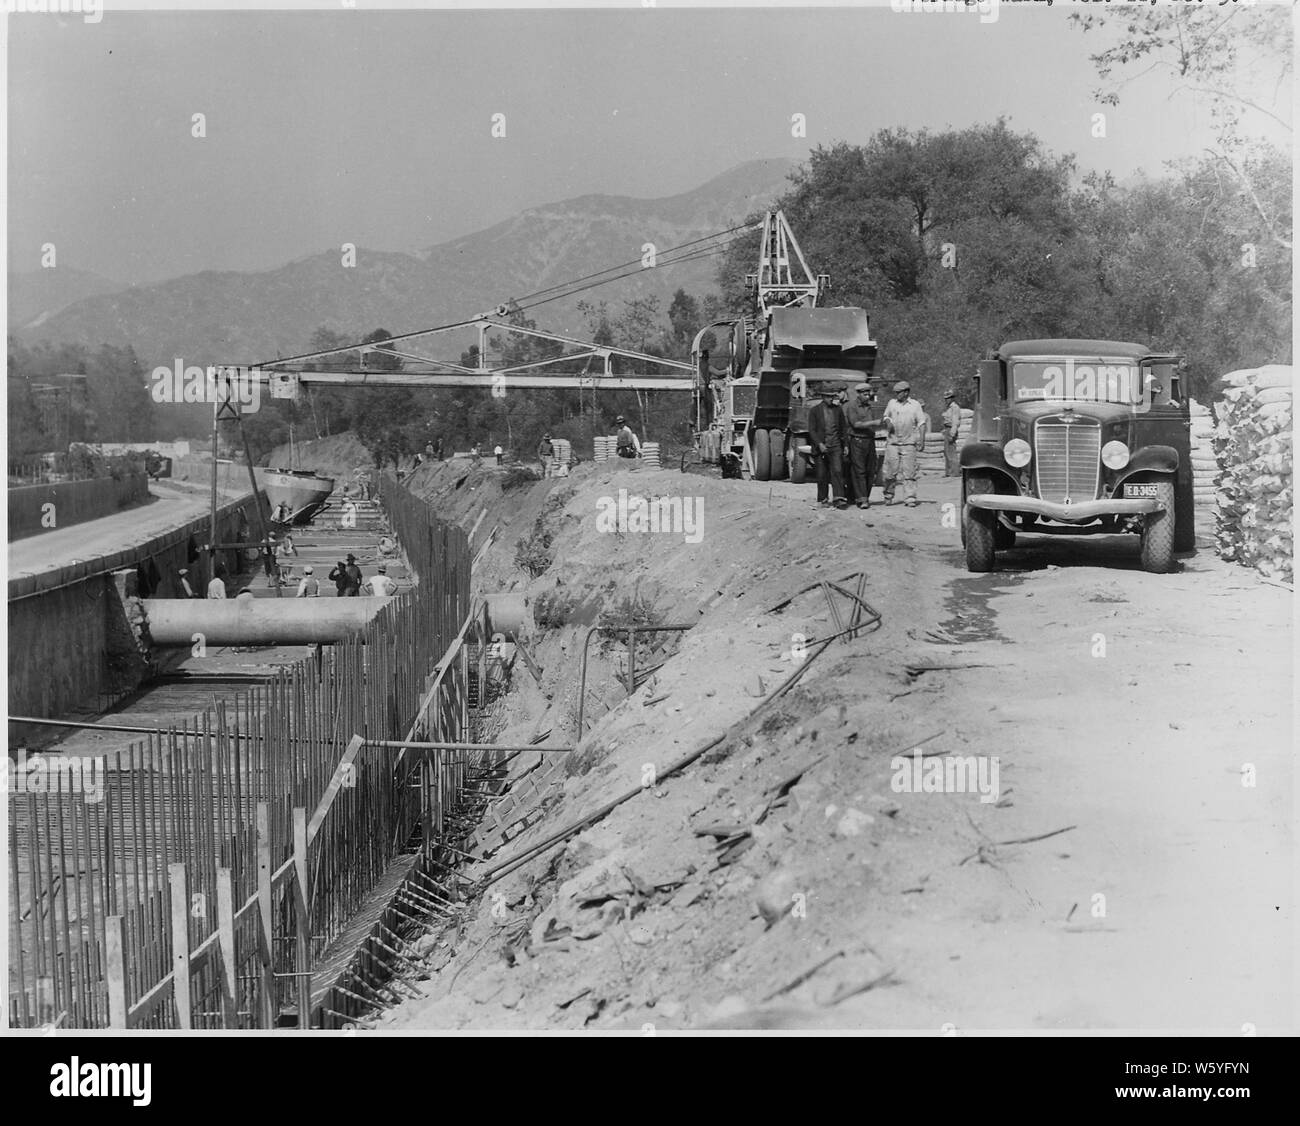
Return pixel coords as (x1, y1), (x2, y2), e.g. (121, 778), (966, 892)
(7, 490), (266, 745)
(8, 472), (150, 540)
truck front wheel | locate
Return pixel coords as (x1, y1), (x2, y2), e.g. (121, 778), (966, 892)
(964, 471), (997, 572)
(1139, 479), (1176, 573)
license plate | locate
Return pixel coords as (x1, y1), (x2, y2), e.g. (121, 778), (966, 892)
(1125, 484), (1160, 498)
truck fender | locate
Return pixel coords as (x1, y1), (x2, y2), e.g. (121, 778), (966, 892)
(959, 443), (1020, 491)
(1114, 445), (1179, 487)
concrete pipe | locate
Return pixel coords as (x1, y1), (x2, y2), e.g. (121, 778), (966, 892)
(484, 592), (528, 638)
(140, 596), (394, 646)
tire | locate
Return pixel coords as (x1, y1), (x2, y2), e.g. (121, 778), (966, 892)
(1140, 479), (1176, 573)
(768, 430), (787, 480)
(753, 428), (771, 481)
(788, 436), (808, 484)
(964, 471), (997, 572)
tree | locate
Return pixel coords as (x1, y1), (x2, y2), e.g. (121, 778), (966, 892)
(1071, 4), (1293, 249)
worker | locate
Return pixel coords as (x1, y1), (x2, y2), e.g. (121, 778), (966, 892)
(538, 434), (554, 477)
(882, 380), (928, 507)
(343, 553), (363, 596)
(807, 384), (849, 509)
(365, 563), (397, 597)
(177, 567), (197, 599)
(327, 559), (350, 596)
(615, 416), (641, 459)
(296, 565), (319, 598)
(844, 383), (883, 510)
(494, 444), (504, 467)
(207, 565), (227, 599)
(941, 389), (962, 477)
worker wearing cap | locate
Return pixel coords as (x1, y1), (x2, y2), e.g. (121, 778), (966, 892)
(844, 382), (884, 509)
(365, 563), (397, 598)
(343, 553), (363, 596)
(882, 380), (927, 507)
(538, 434), (554, 477)
(296, 565), (319, 598)
(615, 416), (641, 459)
(940, 389), (962, 477)
(807, 383), (849, 509)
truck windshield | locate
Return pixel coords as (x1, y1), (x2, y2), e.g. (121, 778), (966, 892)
(1011, 360), (1146, 405)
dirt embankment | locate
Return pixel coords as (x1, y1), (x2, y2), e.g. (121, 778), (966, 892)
(380, 459), (1293, 1031)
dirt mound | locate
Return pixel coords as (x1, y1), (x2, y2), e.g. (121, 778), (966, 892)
(376, 457), (1292, 1032)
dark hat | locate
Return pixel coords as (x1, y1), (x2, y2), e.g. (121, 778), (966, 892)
(615, 416), (626, 424)
(943, 388), (957, 399)
(854, 383), (872, 394)
(346, 553), (357, 562)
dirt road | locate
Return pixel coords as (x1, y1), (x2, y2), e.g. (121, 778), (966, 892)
(383, 463), (1293, 1032)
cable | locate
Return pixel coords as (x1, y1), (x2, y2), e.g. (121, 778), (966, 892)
(257, 222), (759, 369)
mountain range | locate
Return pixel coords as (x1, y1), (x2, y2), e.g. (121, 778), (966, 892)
(9, 158), (797, 369)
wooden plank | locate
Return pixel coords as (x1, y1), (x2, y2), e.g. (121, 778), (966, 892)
(105, 915), (129, 1028)
(306, 735), (365, 845)
(293, 807), (312, 1029)
(215, 868), (239, 1028)
(168, 863), (193, 1028)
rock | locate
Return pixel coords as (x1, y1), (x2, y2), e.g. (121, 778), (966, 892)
(755, 866), (802, 926)
(626, 924), (655, 946)
(413, 932), (439, 957)
(834, 808), (874, 838)
(499, 980), (525, 1009)
(468, 975), (504, 1005)
(655, 998), (683, 1019)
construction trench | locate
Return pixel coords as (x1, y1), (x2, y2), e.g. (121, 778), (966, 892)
(7, 447), (1293, 1031)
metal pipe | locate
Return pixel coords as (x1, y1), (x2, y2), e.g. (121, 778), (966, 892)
(575, 622), (695, 734)
(140, 596), (393, 646)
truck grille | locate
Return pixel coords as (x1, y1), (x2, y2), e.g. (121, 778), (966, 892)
(1034, 420), (1100, 505)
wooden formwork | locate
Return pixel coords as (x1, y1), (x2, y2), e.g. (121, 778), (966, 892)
(7, 475), (471, 1029)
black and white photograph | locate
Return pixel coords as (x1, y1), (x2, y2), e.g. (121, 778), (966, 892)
(3, 0), (1295, 1073)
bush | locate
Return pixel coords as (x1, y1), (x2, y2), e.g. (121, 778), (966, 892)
(501, 465), (540, 492)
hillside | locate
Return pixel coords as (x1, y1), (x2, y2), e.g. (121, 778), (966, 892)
(8, 266), (122, 328)
(354, 457), (1291, 1030)
(14, 158), (796, 370)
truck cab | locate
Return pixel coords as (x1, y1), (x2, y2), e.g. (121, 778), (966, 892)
(961, 338), (1194, 573)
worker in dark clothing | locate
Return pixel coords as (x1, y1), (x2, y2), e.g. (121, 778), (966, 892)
(807, 384), (849, 509)
(844, 382), (884, 509)
(327, 559), (350, 597)
(343, 553), (363, 596)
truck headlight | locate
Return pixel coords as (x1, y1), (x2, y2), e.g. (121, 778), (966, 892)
(1003, 438), (1031, 468)
(1102, 440), (1130, 470)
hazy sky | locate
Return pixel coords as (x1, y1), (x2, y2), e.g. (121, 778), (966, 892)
(6, 2), (1291, 286)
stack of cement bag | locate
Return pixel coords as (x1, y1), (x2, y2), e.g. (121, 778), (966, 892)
(1212, 365), (1293, 584)
(593, 436), (612, 463)
(1188, 400), (1217, 516)
(917, 408), (974, 474)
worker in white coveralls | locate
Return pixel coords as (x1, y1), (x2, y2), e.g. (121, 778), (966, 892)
(882, 380), (927, 507)
(365, 564), (397, 597)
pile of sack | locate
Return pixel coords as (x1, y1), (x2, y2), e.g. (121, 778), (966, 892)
(1188, 399), (1217, 513)
(1212, 365), (1293, 584)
